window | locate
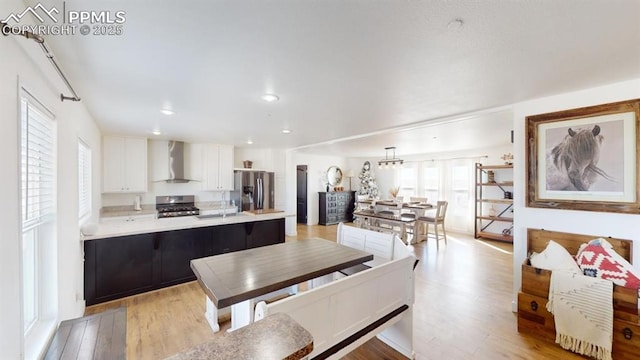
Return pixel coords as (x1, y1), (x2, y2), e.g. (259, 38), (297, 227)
(78, 139), (91, 221)
(447, 161), (474, 232)
(398, 166), (417, 198)
(422, 163), (440, 203)
(20, 88), (57, 355)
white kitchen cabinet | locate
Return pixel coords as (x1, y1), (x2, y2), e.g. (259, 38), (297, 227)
(103, 136), (148, 193)
(196, 144), (234, 191)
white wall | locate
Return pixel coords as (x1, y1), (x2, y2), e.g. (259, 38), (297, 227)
(512, 78), (640, 310)
(0, 26), (29, 360)
(57, 102), (102, 320)
(292, 153), (348, 225)
(1, 0), (103, 356)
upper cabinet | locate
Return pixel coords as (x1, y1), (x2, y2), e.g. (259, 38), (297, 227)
(103, 136), (147, 193)
(192, 144), (234, 191)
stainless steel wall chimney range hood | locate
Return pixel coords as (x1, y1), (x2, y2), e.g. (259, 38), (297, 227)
(165, 140), (193, 183)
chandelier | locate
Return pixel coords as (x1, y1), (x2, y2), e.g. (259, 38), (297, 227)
(378, 147), (404, 169)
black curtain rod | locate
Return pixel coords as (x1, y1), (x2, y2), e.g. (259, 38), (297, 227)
(2, 22), (81, 102)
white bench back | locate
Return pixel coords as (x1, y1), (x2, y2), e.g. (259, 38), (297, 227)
(337, 223), (410, 267)
(255, 254), (415, 359)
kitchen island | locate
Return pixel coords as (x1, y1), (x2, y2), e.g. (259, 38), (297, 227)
(82, 210), (290, 241)
(83, 211), (291, 305)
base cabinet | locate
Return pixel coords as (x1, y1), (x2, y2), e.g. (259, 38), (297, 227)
(209, 223), (247, 255)
(158, 227), (209, 286)
(84, 218), (285, 305)
(85, 233), (156, 304)
(246, 219), (285, 249)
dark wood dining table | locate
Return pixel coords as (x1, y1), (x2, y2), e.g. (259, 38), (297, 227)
(359, 199), (433, 212)
(191, 238), (373, 332)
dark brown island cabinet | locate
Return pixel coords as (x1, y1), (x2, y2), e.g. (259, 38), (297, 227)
(84, 218), (285, 306)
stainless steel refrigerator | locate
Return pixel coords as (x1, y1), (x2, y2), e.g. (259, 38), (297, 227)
(230, 171), (275, 212)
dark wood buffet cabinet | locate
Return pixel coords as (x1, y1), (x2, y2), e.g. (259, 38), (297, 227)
(318, 191), (355, 225)
(84, 218), (285, 305)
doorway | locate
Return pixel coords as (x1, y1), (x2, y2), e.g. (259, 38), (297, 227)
(296, 165), (308, 224)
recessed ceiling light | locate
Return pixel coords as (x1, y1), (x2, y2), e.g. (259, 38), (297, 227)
(282, 129), (291, 134)
(161, 109), (174, 115)
(152, 130), (161, 135)
(261, 94), (279, 102)
(247, 139), (253, 145)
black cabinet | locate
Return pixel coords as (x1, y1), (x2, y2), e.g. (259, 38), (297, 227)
(158, 227), (209, 286)
(246, 218), (285, 249)
(84, 218), (286, 306)
(84, 233), (156, 305)
(319, 191), (355, 225)
(209, 223), (247, 255)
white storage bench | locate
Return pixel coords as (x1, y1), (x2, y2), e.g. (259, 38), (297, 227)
(255, 224), (416, 359)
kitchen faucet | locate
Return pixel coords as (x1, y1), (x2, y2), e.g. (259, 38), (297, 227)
(221, 192), (226, 219)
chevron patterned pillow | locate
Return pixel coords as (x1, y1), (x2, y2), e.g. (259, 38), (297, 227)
(576, 238), (640, 289)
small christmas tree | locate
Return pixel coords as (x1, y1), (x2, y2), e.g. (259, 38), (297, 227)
(357, 161), (378, 198)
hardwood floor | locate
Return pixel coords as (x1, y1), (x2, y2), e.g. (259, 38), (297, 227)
(85, 224), (584, 359)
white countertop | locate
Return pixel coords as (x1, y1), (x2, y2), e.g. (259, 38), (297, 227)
(82, 211), (292, 241)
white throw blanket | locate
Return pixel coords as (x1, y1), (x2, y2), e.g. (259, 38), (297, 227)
(546, 270), (613, 360)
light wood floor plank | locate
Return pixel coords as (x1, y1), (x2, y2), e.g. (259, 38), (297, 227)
(85, 223), (583, 359)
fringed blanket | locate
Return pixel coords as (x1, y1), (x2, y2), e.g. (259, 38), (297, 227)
(546, 270), (613, 360)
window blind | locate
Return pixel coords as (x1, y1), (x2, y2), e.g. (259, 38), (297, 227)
(78, 139), (91, 220)
(21, 94), (56, 230)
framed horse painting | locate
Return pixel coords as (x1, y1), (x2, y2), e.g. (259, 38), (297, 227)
(526, 98), (640, 214)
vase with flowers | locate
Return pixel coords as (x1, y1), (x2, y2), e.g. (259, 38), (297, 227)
(389, 186), (400, 200)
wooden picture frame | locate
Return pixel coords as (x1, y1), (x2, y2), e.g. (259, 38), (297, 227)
(526, 98), (640, 213)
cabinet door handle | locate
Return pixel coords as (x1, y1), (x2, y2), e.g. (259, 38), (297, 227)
(530, 300), (538, 312)
(623, 327), (633, 340)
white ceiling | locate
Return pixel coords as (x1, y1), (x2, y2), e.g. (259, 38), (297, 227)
(28, 0), (640, 157)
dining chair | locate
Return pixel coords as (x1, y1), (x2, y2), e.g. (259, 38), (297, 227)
(416, 201), (448, 249)
(402, 197), (427, 242)
(409, 196), (428, 204)
(356, 194), (370, 211)
(354, 195), (370, 227)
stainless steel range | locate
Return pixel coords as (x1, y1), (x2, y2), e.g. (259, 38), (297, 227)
(156, 195), (199, 218)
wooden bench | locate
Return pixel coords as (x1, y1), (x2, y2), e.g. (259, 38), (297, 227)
(44, 307), (126, 360)
(352, 210), (416, 244)
(255, 226), (415, 359)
